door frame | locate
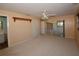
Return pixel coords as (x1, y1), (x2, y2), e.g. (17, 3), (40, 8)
(0, 15), (10, 48)
(63, 20), (65, 37)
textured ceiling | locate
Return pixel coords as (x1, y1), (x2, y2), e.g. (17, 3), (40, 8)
(0, 3), (79, 17)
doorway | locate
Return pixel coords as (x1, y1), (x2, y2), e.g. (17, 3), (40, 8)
(46, 22), (53, 34)
(46, 20), (65, 37)
(56, 20), (65, 37)
(0, 16), (8, 49)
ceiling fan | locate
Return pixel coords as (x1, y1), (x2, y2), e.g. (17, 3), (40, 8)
(41, 10), (56, 20)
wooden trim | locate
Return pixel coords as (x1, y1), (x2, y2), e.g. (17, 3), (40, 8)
(13, 17), (32, 22)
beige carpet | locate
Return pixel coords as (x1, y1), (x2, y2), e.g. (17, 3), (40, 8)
(0, 34), (79, 56)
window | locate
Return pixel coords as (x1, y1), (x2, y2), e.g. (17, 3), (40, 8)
(57, 21), (64, 27)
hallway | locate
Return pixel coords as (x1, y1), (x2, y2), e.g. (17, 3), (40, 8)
(0, 34), (79, 56)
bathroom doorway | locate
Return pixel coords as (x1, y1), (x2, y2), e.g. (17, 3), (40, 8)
(0, 16), (8, 49)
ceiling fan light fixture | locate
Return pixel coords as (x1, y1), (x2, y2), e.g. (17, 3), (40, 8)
(41, 16), (48, 20)
(41, 12), (48, 20)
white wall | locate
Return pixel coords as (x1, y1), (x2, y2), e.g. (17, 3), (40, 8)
(41, 21), (46, 34)
(0, 9), (41, 47)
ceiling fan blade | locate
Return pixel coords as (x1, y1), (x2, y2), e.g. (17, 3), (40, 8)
(47, 14), (56, 17)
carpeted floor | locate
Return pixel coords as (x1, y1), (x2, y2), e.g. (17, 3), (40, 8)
(0, 34), (79, 56)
